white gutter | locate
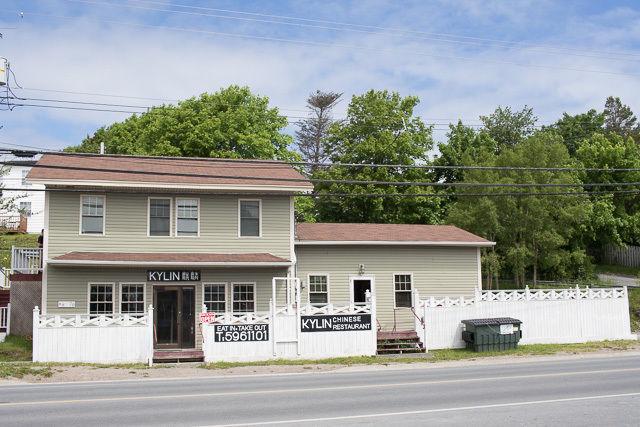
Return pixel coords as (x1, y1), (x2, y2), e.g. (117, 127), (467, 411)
(294, 240), (496, 247)
(48, 260), (292, 267)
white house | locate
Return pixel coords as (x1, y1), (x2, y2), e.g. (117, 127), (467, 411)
(0, 156), (45, 234)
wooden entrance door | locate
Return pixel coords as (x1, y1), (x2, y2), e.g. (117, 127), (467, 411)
(154, 286), (195, 349)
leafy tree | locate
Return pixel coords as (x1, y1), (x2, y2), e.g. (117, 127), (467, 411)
(313, 90), (443, 224)
(480, 105), (537, 149)
(66, 86), (296, 160)
(549, 109), (604, 155)
(604, 96), (639, 141)
(295, 91), (342, 168)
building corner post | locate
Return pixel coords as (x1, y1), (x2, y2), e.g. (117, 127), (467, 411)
(32, 306), (40, 362)
(147, 304), (154, 367)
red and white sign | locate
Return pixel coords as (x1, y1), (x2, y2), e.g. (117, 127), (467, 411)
(199, 312), (216, 324)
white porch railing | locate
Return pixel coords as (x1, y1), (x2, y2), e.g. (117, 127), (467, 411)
(32, 305), (154, 364)
(11, 247), (43, 273)
(0, 268), (9, 289)
(0, 304), (10, 335)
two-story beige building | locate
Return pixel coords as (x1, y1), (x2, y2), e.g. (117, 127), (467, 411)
(29, 153), (493, 359)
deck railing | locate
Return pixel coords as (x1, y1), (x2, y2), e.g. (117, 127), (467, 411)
(0, 304), (9, 334)
(11, 247), (43, 273)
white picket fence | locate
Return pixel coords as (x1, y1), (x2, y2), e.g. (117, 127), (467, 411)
(32, 306), (154, 364)
(202, 300), (377, 362)
(414, 286), (636, 350)
(0, 304), (9, 343)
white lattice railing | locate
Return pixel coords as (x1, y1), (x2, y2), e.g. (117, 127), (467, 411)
(209, 311), (271, 325)
(35, 312), (150, 328)
(417, 286), (628, 309)
(300, 303), (372, 316)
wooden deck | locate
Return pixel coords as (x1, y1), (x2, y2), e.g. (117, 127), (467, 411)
(153, 349), (204, 363)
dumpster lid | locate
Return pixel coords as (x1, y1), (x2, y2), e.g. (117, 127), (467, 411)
(461, 317), (522, 326)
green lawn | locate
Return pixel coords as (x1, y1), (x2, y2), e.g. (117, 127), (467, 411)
(595, 264), (640, 278)
(0, 335), (32, 362)
(0, 232), (39, 269)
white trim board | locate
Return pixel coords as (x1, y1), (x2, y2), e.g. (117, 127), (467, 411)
(295, 240), (495, 247)
(48, 260), (292, 267)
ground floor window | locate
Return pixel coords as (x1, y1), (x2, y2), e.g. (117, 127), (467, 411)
(120, 283), (145, 315)
(308, 274), (329, 305)
(204, 283), (226, 312)
(232, 283), (255, 313)
(89, 283), (114, 315)
(394, 274), (413, 308)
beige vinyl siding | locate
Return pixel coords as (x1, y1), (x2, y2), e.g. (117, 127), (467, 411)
(47, 192), (293, 259)
(295, 245), (479, 331)
(46, 266), (287, 349)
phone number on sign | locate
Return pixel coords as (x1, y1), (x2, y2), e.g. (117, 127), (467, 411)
(213, 324), (269, 342)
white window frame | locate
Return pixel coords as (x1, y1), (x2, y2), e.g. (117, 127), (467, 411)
(393, 272), (414, 309)
(79, 194), (106, 236)
(238, 199), (262, 238)
(307, 273), (330, 306)
(21, 169), (30, 186)
(119, 282), (146, 315)
(148, 196), (173, 237)
(19, 201), (32, 217)
(175, 197), (200, 238)
(231, 282), (257, 313)
(202, 282), (228, 314)
(87, 282), (115, 315)
(348, 275), (375, 306)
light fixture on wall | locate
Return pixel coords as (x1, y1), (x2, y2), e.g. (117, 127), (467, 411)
(358, 264), (365, 275)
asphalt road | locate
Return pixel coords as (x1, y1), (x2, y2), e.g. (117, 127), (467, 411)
(1, 354), (640, 426)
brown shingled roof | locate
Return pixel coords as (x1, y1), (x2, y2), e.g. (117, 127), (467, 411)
(28, 153), (313, 191)
(295, 223), (493, 245)
(50, 252), (291, 265)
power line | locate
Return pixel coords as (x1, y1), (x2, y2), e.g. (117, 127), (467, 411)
(87, 0), (640, 62)
(15, 10), (640, 77)
(2, 158), (640, 189)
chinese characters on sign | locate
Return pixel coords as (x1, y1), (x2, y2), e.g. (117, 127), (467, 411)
(147, 270), (201, 282)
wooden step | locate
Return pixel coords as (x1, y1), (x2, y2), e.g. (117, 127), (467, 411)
(377, 331), (419, 341)
(153, 349), (204, 363)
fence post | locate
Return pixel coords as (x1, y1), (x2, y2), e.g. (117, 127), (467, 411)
(423, 300), (428, 353)
(32, 306), (39, 362)
(270, 298), (276, 357)
(370, 293), (377, 355)
(6, 303), (10, 335)
(147, 305), (154, 367)
(474, 286), (481, 305)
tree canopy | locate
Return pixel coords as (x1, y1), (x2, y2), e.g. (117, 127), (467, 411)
(66, 85), (296, 160)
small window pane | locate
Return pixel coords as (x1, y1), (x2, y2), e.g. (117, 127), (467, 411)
(90, 283), (113, 315)
(309, 275), (329, 306)
(204, 284), (226, 312)
(150, 199), (171, 236)
(233, 284), (255, 313)
(177, 199), (199, 236)
(240, 201), (260, 237)
(121, 284), (145, 315)
(81, 195), (104, 234)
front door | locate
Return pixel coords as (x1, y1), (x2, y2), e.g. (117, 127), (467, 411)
(352, 279), (372, 305)
(154, 286), (195, 349)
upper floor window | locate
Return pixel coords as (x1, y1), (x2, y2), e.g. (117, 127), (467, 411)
(176, 198), (199, 237)
(394, 273), (413, 308)
(149, 198), (171, 236)
(239, 199), (261, 237)
(19, 201), (32, 217)
(308, 274), (329, 306)
(80, 195), (105, 235)
(21, 169), (30, 186)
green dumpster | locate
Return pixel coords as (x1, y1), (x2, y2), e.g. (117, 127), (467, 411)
(461, 318), (522, 352)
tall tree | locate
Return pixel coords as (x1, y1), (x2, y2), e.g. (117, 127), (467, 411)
(313, 90), (443, 224)
(66, 85), (296, 160)
(549, 109), (604, 155)
(480, 105), (538, 149)
(295, 91), (342, 167)
(603, 96), (639, 141)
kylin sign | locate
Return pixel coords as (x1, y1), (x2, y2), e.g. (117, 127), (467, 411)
(147, 270), (201, 282)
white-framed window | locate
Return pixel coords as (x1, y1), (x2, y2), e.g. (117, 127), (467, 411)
(394, 273), (413, 308)
(238, 199), (261, 237)
(308, 274), (329, 306)
(176, 198), (199, 237)
(88, 283), (114, 315)
(21, 169), (30, 186)
(232, 283), (255, 313)
(149, 197), (171, 236)
(204, 283), (227, 313)
(120, 283), (145, 315)
(19, 201), (32, 217)
(80, 195), (105, 235)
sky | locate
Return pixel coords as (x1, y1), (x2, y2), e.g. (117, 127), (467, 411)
(0, 0), (639, 153)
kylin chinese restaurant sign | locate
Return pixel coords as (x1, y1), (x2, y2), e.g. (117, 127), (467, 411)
(147, 270), (201, 282)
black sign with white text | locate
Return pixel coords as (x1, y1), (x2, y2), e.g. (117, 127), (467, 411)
(300, 314), (372, 332)
(147, 270), (201, 282)
(213, 324), (269, 342)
